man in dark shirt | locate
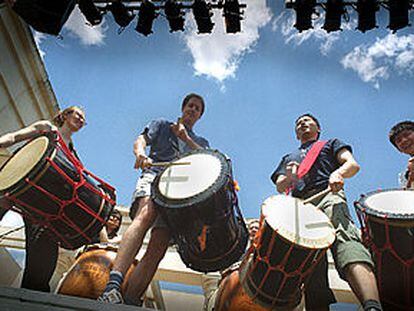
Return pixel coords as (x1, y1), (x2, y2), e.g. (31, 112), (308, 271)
(271, 114), (382, 311)
(389, 120), (414, 189)
(99, 93), (210, 305)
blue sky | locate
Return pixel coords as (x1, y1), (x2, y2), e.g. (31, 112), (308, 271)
(5, 1), (413, 227)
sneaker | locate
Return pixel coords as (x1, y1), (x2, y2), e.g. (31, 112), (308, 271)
(98, 288), (124, 304)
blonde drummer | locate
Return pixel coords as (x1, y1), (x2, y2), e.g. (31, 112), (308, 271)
(0, 106), (86, 292)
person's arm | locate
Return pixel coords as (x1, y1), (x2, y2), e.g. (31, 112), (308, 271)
(170, 121), (203, 150)
(0, 120), (54, 148)
(133, 134), (152, 170)
(329, 149), (360, 192)
(275, 161), (299, 193)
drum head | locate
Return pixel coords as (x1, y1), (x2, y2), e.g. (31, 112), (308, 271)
(0, 136), (49, 191)
(357, 189), (414, 222)
(261, 195), (335, 249)
(156, 150), (227, 202)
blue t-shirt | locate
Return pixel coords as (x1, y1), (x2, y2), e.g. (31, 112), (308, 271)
(270, 139), (352, 198)
(142, 118), (210, 173)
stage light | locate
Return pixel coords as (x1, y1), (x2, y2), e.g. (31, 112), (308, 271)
(78, 0), (103, 26)
(192, 0), (214, 34)
(322, 0), (346, 32)
(164, 0), (185, 32)
(387, 0), (411, 33)
(135, 0), (158, 36)
(11, 0), (76, 35)
(109, 1), (135, 28)
(223, 0), (243, 33)
(356, 0), (379, 33)
(293, 0), (317, 32)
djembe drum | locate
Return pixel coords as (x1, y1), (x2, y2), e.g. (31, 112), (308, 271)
(57, 243), (137, 298)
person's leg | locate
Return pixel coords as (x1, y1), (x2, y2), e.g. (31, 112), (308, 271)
(123, 226), (170, 305)
(317, 191), (381, 311)
(21, 220), (58, 292)
(304, 253), (336, 311)
(99, 196), (156, 303)
(344, 262), (380, 305)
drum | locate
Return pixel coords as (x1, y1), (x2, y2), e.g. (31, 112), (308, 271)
(239, 195), (335, 309)
(152, 149), (248, 273)
(57, 244), (137, 298)
(0, 133), (115, 249)
(355, 189), (414, 311)
(214, 270), (270, 311)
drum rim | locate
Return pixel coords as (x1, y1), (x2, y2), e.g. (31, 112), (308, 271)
(152, 149), (231, 209)
(355, 188), (414, 223)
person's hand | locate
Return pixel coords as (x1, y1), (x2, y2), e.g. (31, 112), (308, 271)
(329, 170), (344, 192)
(286, 161), (299, 184)
(170, 119), (190, 143)
(133, 152), (152, 170)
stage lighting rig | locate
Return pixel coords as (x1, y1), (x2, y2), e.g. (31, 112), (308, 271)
(11, 0), (76, 35)
(292, 0), (317, 32)
(223, 0), (244, 33)
(108, 1), (135, 28)
(135, 0), (158, 36)
(355, 0), (379, 32)
(164, 0), (185, 32)
(192, 0), (215, 34)
(322, 0), (346, 32)
(386, 0), (411, 33)
(78, 0), (103, 26)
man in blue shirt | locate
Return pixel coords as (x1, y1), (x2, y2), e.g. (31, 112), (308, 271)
(99, 93), (210, 305)
(271, 114), (382, 311)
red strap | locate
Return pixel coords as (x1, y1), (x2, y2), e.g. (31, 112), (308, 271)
(285, 140), (328, 194)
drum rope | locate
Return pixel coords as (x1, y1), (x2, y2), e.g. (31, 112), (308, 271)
(0, 225), (24, 240)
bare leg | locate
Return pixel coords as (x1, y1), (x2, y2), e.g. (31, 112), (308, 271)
(124, 227), (170, 304)
(112, 197), (156, 274)
(345, 262), (380, 304)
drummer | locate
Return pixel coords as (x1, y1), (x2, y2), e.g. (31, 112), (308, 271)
(389, 120), (414, 189)
(99, 93), (210, 305)
(270, 114), (382, 311)
(0, 106), (86, 292)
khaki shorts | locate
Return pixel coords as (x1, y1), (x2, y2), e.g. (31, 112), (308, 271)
(310, 190), (374, 280)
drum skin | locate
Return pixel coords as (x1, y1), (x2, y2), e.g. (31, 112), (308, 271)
(57, 245), (137, 299)
(355, 190), (414, 311)
(215, 270), (270, 311)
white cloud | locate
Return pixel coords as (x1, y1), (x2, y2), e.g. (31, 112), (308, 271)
(63, 5), (107, 46)
(182, 0), (272, 83)
(0, 211), (23, 228)
(341, 34), (414, 88)
(274, 10), (356, 56)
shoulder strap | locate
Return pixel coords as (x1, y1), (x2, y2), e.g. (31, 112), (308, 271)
(297, 140), (328, 179)
(285, 140), (328, 194)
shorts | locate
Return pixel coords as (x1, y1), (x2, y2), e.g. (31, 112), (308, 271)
(310, 190), (374, 280)
(130, 170), (167, 229)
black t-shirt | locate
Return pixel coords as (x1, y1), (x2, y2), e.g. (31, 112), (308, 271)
(270, 139), (352, 198)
